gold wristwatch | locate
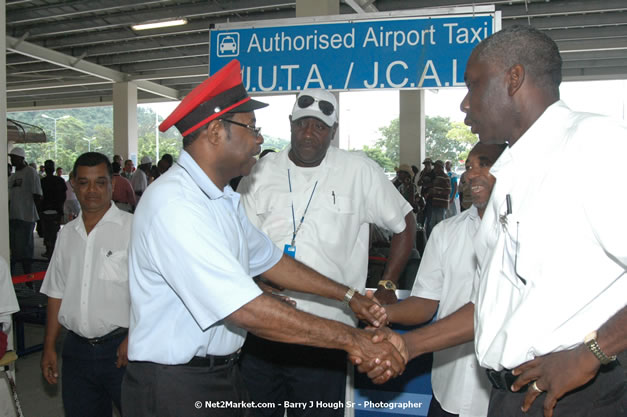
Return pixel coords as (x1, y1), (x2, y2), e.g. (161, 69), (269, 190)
(377, 280), (397, 291)
(584, 331), (616, 365)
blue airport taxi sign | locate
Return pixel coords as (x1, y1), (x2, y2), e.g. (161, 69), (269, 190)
(210, 9), (497, 93)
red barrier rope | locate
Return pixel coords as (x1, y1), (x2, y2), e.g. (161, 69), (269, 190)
(368, 256), (387, 262)
(12, 271), (46, 285)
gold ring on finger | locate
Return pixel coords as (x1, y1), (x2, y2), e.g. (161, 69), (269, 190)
(530, 381), (543, 393)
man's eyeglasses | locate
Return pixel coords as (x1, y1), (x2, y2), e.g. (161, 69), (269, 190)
(297, 95), (335, 116)
(219, 119), (262, 136)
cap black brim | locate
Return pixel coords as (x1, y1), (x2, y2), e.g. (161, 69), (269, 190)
(230, 98), (268, 113)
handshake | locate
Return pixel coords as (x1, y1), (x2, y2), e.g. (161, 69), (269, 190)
(344, 290), (408, 385)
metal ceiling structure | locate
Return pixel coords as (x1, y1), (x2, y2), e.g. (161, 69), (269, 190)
(6, 0), (627, 111)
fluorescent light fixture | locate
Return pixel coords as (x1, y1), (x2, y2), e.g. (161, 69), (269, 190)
(131, 18), (187, 31)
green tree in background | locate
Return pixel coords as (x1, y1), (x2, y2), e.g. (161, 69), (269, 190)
(8, 106), (184, 172)
(261, 135), (289, 152)
(374, 118), (400, 164)
(368, 116), (477, 170)
(361, 145), (395, 171)
(446, 121), (478, 162)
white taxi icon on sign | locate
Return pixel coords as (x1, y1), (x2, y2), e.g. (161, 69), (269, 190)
(217, 33), (239, 57)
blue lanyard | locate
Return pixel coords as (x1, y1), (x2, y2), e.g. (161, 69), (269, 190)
(288, 168), (318, 247)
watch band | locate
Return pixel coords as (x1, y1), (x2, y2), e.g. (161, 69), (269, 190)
(584, 331), (616, 365)
(377, 280), (397, 291)
(343, 288), (357, 306)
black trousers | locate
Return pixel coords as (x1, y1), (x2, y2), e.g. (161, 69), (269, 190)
(122, 360), (253, 417)
(61, 331), (126, 417)
(428, 395), (458, 417)
(240, 334), (347, 417)
(487, 362), (626, 417)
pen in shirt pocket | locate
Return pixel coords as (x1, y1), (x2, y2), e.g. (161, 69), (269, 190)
(331, 191), (336, 204)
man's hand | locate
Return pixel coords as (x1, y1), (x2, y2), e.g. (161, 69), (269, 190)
(349, 292), (387, 328)
(373, 287), (398, 305)
(353, 327), (408, 384)
(41, 348), (59, 384)
(511, 345), (601, 417)
(347, 328), (407, 384)
(116, 336), (129, 368)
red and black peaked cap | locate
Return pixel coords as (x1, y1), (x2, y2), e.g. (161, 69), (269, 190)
(159, 59), (268, 137)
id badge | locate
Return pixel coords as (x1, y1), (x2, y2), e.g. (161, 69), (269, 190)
(283, 244), (296, 258)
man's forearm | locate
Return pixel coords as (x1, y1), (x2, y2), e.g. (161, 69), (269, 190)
(402, 302), (474, 361)
(43, 297), (62, 350)
(597, 305), (627, 357)
(228, 293), (407, 377)
(229, 293), (352, 349)
(386, 296), (438, 326)
(261, 255), (347, 302)
(382, 212), (415, 284)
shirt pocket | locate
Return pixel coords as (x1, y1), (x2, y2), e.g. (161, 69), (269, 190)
(99, 248), (129, 282)
(315, 193), (358, 247)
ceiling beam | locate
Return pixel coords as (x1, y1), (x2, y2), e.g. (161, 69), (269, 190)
(6, 35), (180, 100)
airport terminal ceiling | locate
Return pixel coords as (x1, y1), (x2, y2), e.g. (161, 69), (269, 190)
(5, 0), (627, 111)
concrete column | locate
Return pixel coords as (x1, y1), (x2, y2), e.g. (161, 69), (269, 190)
(399, 90), (425, 168)
(113, 82), (138, 165)
(1, 0), (9, 261)
(296, 0), (341, 148)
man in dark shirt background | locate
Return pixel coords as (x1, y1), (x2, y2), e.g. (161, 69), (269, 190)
(40, 159), (67, 258)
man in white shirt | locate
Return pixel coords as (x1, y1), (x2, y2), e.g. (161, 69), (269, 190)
(123, 60), (406, 417)
(0, 255), (19, 417)
(8, 146), (42, 274)
(237, 89), (415, 416)
(384, 143), (506, 417)
(130, 155), (151, 201)
(364, 24), (626, 417)
(40, 152), (132, 417)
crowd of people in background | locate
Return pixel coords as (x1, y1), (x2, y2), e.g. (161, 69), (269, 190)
(392, 155), (463, 240)
(6, 148), (174, 276)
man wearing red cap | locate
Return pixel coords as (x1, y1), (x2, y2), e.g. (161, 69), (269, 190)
(123, 60), (407, 416)
(236, 89), (415, 417)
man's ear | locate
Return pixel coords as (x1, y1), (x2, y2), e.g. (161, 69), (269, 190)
(507, 64), (525, 96)
(206, 120), (223, 146)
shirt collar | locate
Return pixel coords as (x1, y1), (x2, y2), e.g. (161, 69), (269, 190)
(490, 100), (570, 179)
(177, 149), (225, 200)
(177, 149), (241, 208)
(73, 202), (124, 235)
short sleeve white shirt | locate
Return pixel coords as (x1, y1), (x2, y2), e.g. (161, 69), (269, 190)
(0, 256), (19, 333)
(40, 203), (133, 338)
(473, 101), (627, 370)
(411, 206), (490, 417)
(8, 166), (43, 222)
(238, 146), (412, 325)
(128, 150), (282, 364)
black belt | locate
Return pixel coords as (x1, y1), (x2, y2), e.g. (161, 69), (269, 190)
(485, 368), (530, 392)
(182, 350), (241, 368)
(72, 327), (128, 346)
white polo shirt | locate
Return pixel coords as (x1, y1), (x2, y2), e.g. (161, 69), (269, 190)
(473, 101), (627, 371)
(238, 146), (412, 325)
(128, 150), (282, 364)
(412, 206), (490, 417)
(41, 203), (133, 339)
